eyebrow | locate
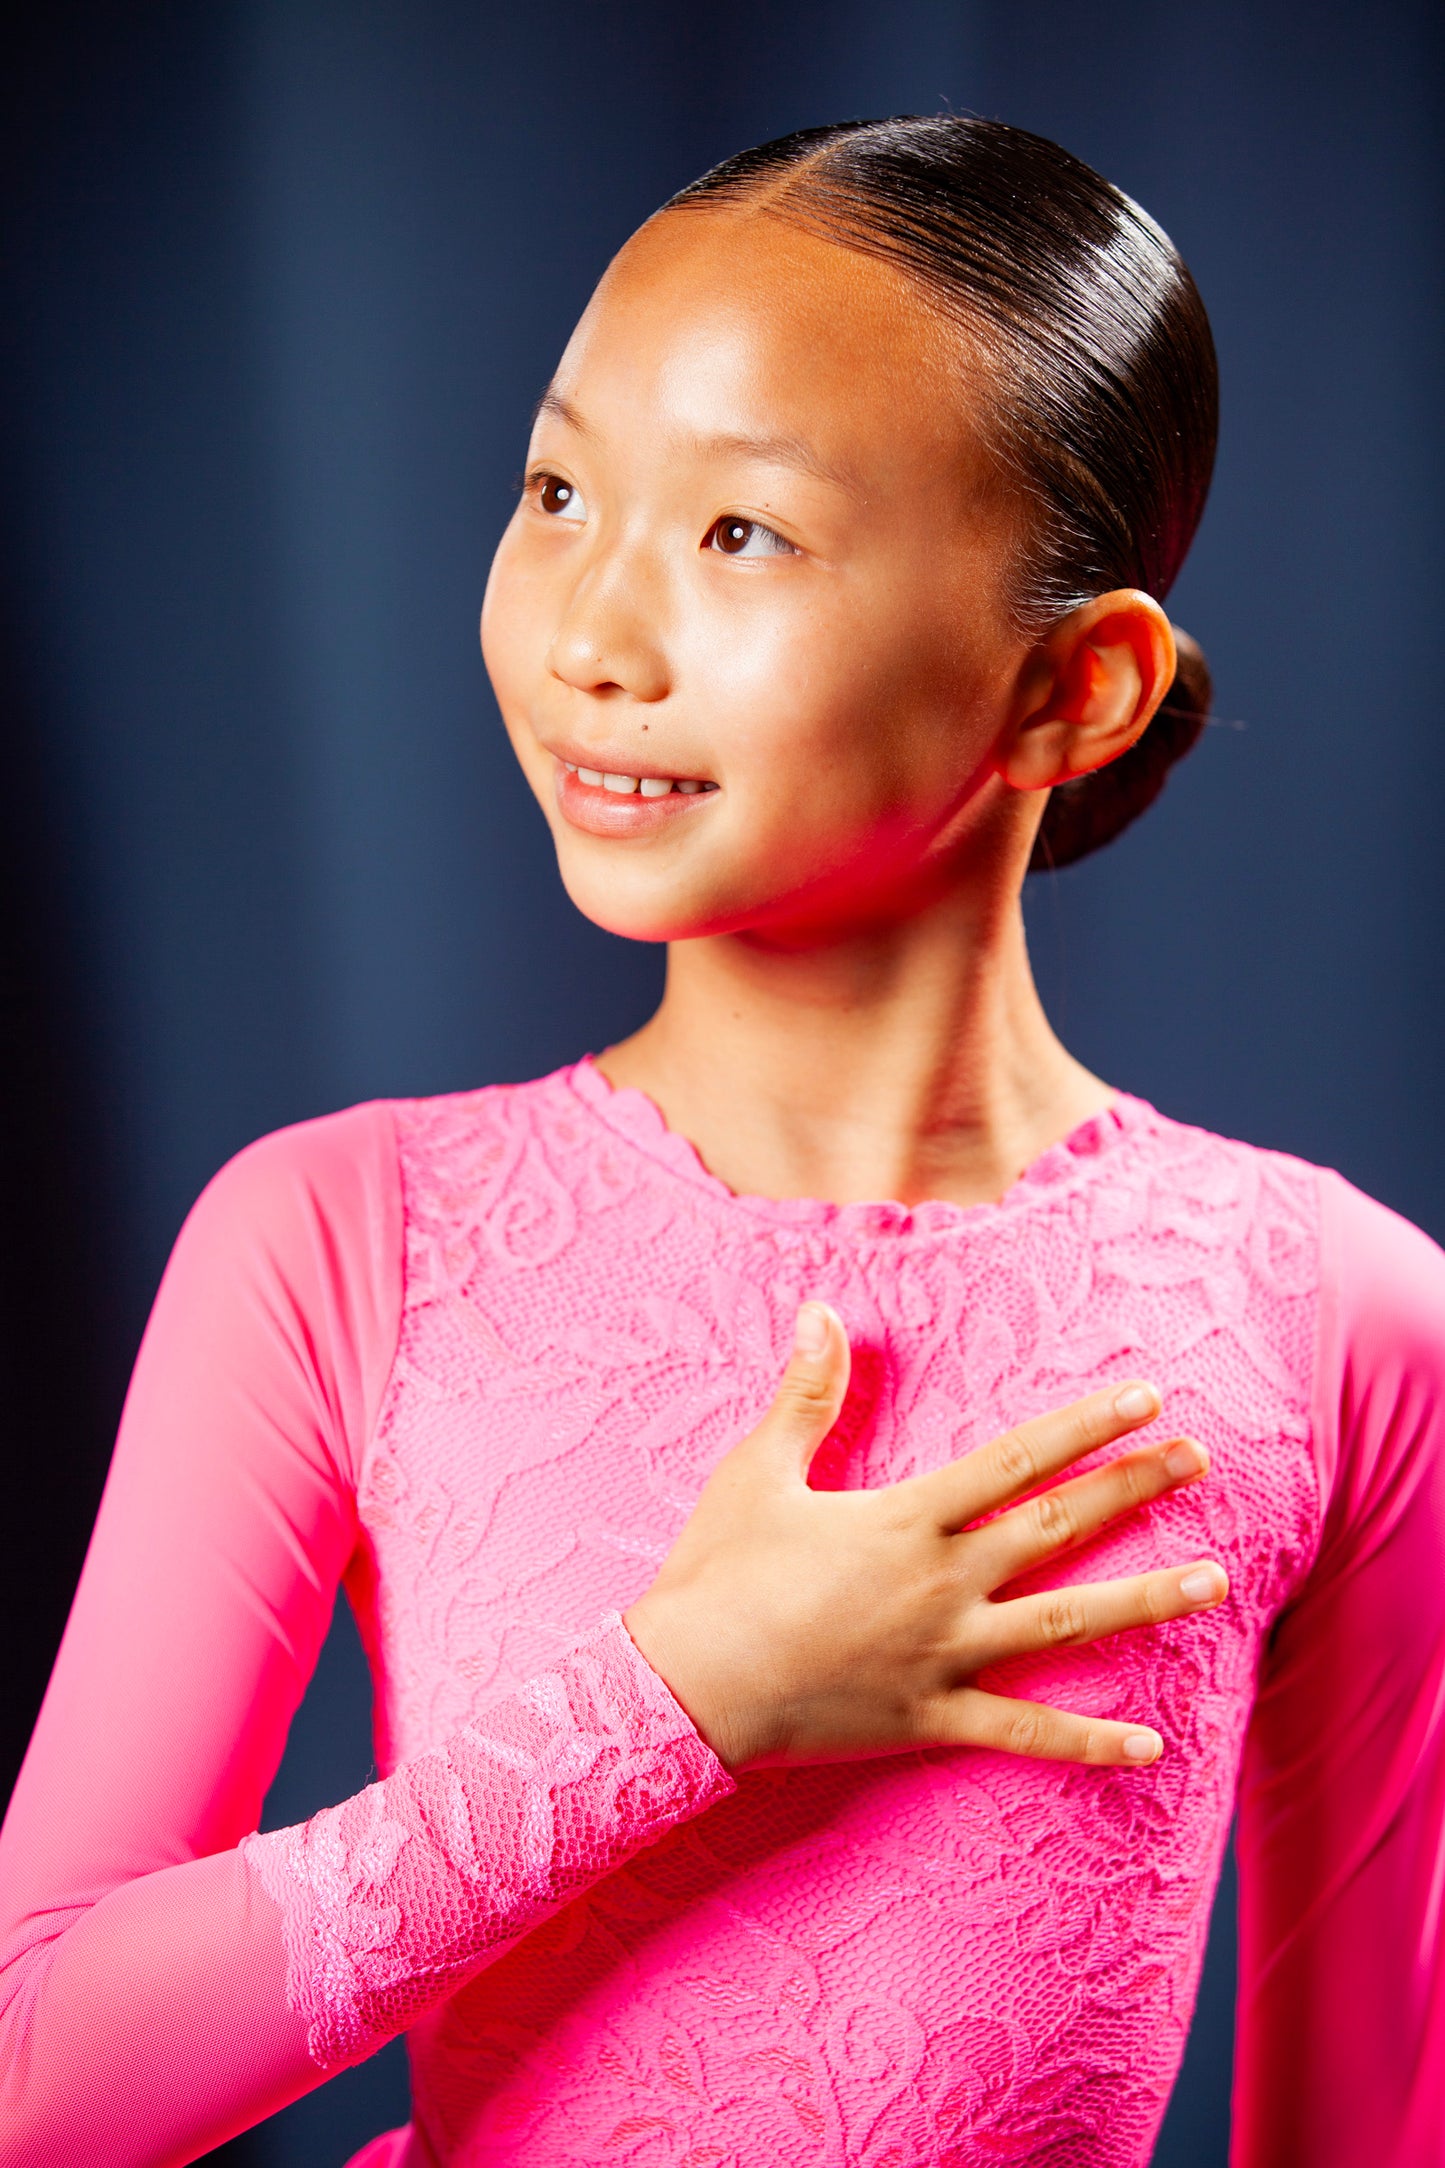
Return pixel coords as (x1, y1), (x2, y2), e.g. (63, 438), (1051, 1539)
(533, 385), (593, 435)
(532, 384), (862, 498)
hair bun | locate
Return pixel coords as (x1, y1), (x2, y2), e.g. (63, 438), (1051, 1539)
(1028, 626), (1212, 872)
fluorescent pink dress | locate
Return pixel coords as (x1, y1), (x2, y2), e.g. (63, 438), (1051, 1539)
(2, 1060), (1443, 2166)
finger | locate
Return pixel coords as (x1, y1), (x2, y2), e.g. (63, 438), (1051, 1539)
(747, 1303), (851, 1482)
(976, 1436), (1209, 1586)
(917, 1380), (1164, 1530)
(918, 1685), (1165, 1768)
(976, 1558), (1229, 1665)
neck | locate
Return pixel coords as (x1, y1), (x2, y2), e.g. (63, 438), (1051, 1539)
(596, 880), (1111, 1209)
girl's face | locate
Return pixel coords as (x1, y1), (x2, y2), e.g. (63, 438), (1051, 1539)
(482, 206), (1036, 945)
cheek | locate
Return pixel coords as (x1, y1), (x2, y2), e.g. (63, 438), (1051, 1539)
(479, 526), (533, 702)
(683, 582), (853, 757)
(691, 585), (961, 819)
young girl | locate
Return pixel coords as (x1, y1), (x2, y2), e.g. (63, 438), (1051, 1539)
(2, 117), (1442, 2168)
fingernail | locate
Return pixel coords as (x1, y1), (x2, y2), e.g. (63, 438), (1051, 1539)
(1123, 1730), (1162, 1763)
(1180, 1565), (1225, 1604)
(793, 1303), (829, 1356)
(1114, 1383), (1158, 1422)
(1164, 1440), (1205, 1481)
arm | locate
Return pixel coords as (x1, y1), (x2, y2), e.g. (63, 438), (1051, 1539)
(0, 1108), (731, 2165)
(1233, 1170), (1445, 2167)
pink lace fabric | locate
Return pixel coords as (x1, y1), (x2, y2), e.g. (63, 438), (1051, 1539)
(337, 1069), (1326, 2167)
(239, 1613), (733, 2068)
(2, 1059), (1444, 2166)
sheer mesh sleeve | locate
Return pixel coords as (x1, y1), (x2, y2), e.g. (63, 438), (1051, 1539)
(1232, 1169), (1445, 2166)
(0, 1107), (731, 2164)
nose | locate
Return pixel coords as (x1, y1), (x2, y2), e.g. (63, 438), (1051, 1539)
(546, 541), (670, 704)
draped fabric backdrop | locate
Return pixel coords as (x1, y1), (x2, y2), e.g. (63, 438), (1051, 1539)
(2, 5), (1441, 2162)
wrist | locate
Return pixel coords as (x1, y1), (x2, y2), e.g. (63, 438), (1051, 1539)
(621, 1588), (762, 1772)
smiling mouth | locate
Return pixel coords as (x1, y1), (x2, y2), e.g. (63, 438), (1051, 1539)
(551, 754), (720, 838)
(561, 761), (718, 798)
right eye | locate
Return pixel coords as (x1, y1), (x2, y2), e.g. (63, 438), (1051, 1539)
(535, 473), (587, 522)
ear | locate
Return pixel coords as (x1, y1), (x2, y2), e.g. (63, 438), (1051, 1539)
(998, 590), (1176, 794)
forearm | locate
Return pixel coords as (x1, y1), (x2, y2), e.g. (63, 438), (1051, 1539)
(239, 1612), (733, 2070)
(0, 1849), (320, 2168)
(1, 1612), (730, 2166)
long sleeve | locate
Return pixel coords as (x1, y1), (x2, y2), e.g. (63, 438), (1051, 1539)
(1232, 1169), (1445, 2166)
(0, 1107), (732, 2166)
(239, 1611), (731, 2070)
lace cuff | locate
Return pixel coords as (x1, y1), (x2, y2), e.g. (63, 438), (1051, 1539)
(239, 1611), (734, 2068)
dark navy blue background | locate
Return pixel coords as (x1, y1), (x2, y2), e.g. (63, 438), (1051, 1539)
(3, 5), (1441, 2161)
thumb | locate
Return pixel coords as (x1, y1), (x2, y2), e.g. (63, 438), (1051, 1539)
(755, 1303), (851, 1482)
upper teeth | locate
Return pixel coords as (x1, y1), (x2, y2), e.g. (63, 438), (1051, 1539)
(566, 763), (708, 796)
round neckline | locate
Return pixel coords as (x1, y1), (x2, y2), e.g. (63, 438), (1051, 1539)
(563, 1055), (1153, 1241)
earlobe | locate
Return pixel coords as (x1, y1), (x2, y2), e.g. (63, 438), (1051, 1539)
(998, 591), (1176, 796)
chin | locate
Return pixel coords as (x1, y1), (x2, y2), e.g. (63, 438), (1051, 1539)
(553, 851), (771, 946)
(554, 862), (705, 945)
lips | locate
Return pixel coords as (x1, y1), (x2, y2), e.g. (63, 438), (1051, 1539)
(551, 755), (719, 837)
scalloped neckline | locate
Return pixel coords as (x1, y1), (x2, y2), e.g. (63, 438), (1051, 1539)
(565, 1055), (1152, 1241)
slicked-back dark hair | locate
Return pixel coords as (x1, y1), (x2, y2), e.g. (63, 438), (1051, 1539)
(665, 117), (1218, 869)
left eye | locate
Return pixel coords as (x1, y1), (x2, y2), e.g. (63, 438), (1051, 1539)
(706, 517), (795, 558)
(537, 474), (587, 521)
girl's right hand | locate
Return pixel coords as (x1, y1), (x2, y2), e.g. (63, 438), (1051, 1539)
(623, 1302), (1227, 1773)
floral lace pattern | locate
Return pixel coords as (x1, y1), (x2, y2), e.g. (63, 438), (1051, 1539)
(258, 1062), (1324, 2163)
(240, 1611), (733, 2067)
